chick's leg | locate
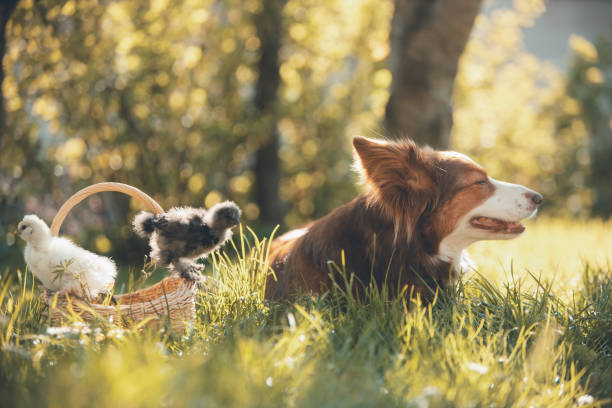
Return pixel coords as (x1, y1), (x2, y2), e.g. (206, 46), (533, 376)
(172, 258), (204, 283)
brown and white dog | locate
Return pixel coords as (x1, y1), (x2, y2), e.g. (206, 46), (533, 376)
(265, 136), (543, 301)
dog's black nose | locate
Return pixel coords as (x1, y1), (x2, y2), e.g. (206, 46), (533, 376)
(528, 192), (543, 205)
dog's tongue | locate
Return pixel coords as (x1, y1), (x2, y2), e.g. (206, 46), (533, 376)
(472, 217), (506, 228)
(471, 216), (524, 233)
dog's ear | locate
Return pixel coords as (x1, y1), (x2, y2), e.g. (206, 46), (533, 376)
(353, 136), (436, 242)
(353, 136), (432, 194)
(353, 136), (394, 178)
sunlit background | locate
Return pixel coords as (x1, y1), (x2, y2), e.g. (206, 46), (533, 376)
(1, 0), (611, 273)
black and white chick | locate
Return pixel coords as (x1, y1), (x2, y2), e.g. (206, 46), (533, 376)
(133, 201), (241, 282)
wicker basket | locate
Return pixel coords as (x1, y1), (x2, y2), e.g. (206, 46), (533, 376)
(42, 182), (199, 331)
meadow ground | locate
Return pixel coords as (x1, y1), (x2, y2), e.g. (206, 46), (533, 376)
(0, 218), (610, 407)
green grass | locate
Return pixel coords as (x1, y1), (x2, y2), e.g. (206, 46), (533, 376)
(1, 220), (611, 407)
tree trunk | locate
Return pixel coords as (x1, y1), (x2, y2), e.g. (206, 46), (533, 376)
(253, 0), (286, 226)
(0, 0), (19, 144)
(384, 0), (482, 149)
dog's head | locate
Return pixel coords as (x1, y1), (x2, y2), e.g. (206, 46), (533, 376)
(353, 136), (542, 262)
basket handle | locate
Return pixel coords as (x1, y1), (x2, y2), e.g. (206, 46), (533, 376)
(50, 182), (164, 237)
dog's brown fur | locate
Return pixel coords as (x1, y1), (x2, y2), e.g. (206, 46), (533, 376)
(265, 136), (497, 301)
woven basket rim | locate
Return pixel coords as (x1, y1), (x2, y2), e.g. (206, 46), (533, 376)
(50, 182), (164, 237)
(42, 275), (198, 308)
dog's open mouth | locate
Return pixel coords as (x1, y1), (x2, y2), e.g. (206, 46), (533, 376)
(470, 216), (525, 234)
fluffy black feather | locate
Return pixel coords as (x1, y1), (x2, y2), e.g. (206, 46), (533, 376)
(133, 201), (241, 281)
(133, 212), (157, 238)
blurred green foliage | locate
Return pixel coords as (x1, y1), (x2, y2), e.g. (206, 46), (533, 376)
(453, 2), (594, 217)
(563, 34), (612, 217)
(1, 0), (391, 266)
(0, 0), (609, 269)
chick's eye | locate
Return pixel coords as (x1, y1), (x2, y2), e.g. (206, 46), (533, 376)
(21, 225), (26, 230)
